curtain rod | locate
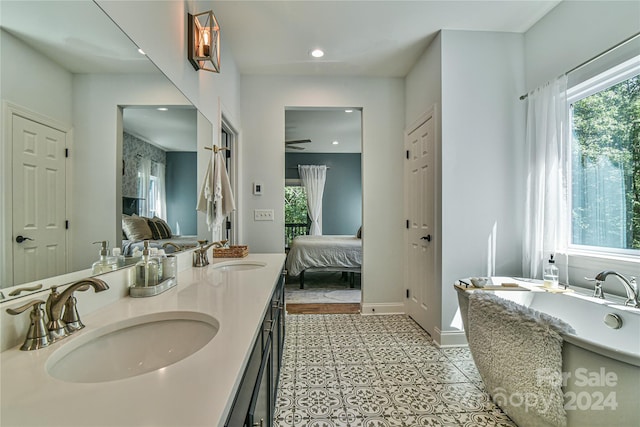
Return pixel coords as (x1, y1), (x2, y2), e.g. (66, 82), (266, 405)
(286, 166), (331, 170)
(519, 31), (640, 101)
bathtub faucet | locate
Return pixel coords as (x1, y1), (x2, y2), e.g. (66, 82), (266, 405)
(593, 271), (639, 308)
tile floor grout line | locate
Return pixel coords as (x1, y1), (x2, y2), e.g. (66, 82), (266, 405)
(276, 314), (516, 426)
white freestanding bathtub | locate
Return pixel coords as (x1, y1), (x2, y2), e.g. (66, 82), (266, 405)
(456, 283), (640, 427)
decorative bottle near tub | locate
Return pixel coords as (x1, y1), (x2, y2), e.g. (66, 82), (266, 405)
(134, 241), (159, 287)
(543, 254), (559, 289)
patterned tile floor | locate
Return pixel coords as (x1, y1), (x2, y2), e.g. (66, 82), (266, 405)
(275, 314), (516, 427)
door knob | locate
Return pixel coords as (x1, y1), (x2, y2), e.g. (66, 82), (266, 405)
(15, 235), (34, 243)
(420, 235), (432, 242)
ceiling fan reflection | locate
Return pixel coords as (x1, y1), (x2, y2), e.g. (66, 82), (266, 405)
(285, 139), (311, 150)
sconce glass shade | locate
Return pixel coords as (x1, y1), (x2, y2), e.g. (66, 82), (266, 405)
(188, 11), (220, 73)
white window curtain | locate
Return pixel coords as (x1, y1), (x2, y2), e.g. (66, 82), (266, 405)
(137, 157), (151, 217)
(298, 165), (327, 236)
(137, 159), (167, 220)
(522, 76), (568, 278)
(154, 161), (167, 220)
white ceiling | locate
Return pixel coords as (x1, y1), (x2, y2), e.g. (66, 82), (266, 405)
(286, 108), (362, 153)
(123, 107), (198, 152)
(0, 0), (155, 74)
(212, 0), (561, 78)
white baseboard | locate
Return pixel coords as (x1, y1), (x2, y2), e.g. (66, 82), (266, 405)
(433, 327), (468, 347)
(361, 302), (405, 315)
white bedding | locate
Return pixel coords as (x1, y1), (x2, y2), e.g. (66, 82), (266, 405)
(285, 235), (362, 276)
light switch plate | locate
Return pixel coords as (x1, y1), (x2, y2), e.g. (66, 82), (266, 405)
(254, 209), (274, 221)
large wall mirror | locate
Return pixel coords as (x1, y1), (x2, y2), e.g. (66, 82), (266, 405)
(0, 1), (209, 300)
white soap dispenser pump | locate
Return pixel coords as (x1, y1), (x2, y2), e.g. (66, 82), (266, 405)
(134, 241), (159, 288)
(91, 241), (117, 274)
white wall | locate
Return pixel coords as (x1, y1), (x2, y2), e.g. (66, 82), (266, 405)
(240, 75), (405, 306)
(0, 30), (73, 124)
(439, 30), (525, 342)
(524, 0), (640, 91)
(404, 33), (443, 335)
(405, 33), (442, 129)
(71, 73), (191, 271)
(405, 30), (526, 344)
(1, 30), (74, 287)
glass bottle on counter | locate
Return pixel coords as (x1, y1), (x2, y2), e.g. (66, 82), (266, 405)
(134, 241), (159, 287)
(543, 254), (559, 289)
(112, 247), (125, 268)
(91, 241), (117, 274)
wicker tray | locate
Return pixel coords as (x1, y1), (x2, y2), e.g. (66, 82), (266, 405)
(213, 245), (249, 258)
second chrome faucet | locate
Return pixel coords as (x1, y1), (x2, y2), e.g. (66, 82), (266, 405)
(592, 270), (639, 308)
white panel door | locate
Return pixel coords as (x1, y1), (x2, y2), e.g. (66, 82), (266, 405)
(12, 114), (67, 285)
(405, 112), (435, 334)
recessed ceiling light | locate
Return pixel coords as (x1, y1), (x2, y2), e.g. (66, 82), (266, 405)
(332, 141), (339, 145)
(137, 48), (146, 55)
(345, 109), (353, 113)
(310, 48), (324, 58)
(157, 107), (168, 111)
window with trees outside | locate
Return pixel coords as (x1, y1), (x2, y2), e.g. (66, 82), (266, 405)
(285, 185), (309, 247)
(568, 57), (639, 254)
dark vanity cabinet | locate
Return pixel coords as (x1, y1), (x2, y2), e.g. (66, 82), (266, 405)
(225, 272), (285, 427)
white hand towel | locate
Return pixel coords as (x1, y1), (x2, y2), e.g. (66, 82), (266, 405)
(197, 150), (236, 231)
(217, 151), (236, 218)
(196, 152), (215, 229)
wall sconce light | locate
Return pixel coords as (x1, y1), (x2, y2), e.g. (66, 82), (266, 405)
(188, 11), (220, 73)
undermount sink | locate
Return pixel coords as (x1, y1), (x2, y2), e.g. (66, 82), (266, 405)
(213, 260), (267, 271)
(46, 311), (218, 383)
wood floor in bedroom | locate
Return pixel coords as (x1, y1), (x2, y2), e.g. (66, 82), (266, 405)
(286, 303), (361, 314)
(285, 271), (362, 310)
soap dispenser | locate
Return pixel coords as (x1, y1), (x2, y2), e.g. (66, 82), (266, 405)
(112, 247), (125, 268)
(543, 254), (559, 289)
(91, 241), (117, 274)
(134, 241), (159, 287)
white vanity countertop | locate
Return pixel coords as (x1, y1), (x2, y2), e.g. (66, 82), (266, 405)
(0, 253), (286, 427)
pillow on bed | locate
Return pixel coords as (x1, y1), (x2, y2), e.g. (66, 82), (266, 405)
(147, 216), (172, 239)
(356, 226), (362, 238)
(122, 214), (153, 241)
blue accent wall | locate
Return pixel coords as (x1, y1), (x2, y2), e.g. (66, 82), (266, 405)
(286, 153), (362, 235)
(166, 152), (197, 235)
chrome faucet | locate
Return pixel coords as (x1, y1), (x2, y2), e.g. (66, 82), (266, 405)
(46, 278), (109, 341)
(162, 241), (182, 252)
(192, 240), (228, 267)
(593, 270), (639, 308)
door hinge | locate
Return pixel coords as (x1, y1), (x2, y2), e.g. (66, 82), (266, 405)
(65, 220), (69, 229)
(406, 289), (410, 298)
(406, 150), (410, 159)
(406, 219), (409, 229)
(65, 148), (69, 158)
(225, 149), (231, 159)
